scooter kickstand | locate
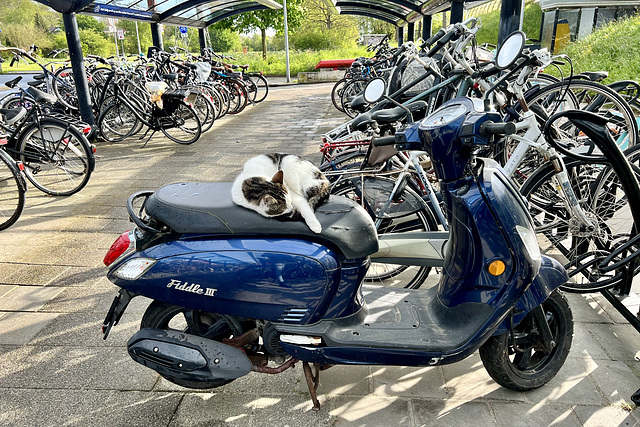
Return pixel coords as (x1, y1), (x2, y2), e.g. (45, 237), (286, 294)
(302, 361), (321, 411)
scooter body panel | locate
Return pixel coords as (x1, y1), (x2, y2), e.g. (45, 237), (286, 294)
(108, 236), (368, 324)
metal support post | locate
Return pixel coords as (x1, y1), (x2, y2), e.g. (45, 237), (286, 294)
(151, 23), (164, 51)
(450, 0), (464, 24)
(422, 15), (432, 39)
(498, 0), (525, 47)
(62, 12), (94, 127)
(407, 22), (415, 42)
(198, 28), (206, 54)
(397, 26), (404, 45)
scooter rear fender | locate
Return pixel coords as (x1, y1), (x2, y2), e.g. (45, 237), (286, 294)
(107, 235), (368, 325)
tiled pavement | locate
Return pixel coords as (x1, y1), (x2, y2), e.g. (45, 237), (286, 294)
(1, 82), (640, 426)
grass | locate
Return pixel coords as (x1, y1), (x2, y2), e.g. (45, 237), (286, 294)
(559, 14), (640, 82)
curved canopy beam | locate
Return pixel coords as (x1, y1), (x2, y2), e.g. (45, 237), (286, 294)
(337, 2), (409, 23)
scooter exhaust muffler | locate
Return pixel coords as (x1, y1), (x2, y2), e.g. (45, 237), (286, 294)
(127, 328), (252, 385)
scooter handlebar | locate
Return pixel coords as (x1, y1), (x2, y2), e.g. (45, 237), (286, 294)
(480, 121), (516, 137)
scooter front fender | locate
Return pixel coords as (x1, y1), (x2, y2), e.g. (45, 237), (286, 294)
(494, 255), (568, 335)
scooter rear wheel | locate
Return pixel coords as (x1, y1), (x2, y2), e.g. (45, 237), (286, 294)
(479, 290), (573, 391)
(140, 301), (245, 389)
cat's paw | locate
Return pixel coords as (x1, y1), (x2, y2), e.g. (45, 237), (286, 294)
(307, 219), (322, 234)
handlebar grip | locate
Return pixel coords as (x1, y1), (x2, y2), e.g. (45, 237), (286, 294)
(423, 29), (446, 48)
(10, 57), (16, 67)
(372, 136), (397, 147)
(480, 121), (516, 137)
(427, 29), (457, 56)
(552, 59), (566, 66)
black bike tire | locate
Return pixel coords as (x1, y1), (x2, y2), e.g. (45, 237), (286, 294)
(52, 66), (79, 111)
(331, 175), (437, 289)
(331, 78), (348, 112)
(0, 150), (26, 231)
(519, 149), (640, 293)
(98, 101), (140, 143)
(250, 74), (269, 103)
(160, 102), (202, 145)
(17, 119), (94, 196)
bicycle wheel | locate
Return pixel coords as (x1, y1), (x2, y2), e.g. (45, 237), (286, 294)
(18, 119), (94, 196)
(0, 150), (25, 231)
(341, 79), (367, 118)
(331, 78), (348, 112)
(332, 175), (437, 289)
(211, 83), (231, 118)
(226, 79), (248, 115)
(52, 66), (79, 110)
(242, 74), (259, 103)
(98, 101), (140, 142)
(160, 102), (202, 145)
(188, 90), (215, 133)
(501, 80), (638, 187)
(249, 74), (268, 103)
(520, 148), (640, 293)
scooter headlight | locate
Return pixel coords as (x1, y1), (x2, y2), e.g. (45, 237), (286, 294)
(112, 257), (156, 280)
(515, 225), (541, 262)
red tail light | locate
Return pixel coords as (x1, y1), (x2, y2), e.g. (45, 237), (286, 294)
(104, 230), (134, 267)
(17, 162), (24, 171)
(83, 126), (92, 134)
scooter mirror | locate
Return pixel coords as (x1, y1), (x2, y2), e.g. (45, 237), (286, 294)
(495, 31), (526, 70)
(363, 78), (386, 103)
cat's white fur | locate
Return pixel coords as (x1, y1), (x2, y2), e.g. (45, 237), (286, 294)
(231, 154), (326, 233)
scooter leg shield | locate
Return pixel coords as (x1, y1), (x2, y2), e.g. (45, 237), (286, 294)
(127, 328), (252, 384)
(495, 255), (569, 334)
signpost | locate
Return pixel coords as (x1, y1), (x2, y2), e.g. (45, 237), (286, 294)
(179, 26), (188, 38)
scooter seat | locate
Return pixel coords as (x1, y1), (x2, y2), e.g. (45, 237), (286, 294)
(144, 182), (379, 260)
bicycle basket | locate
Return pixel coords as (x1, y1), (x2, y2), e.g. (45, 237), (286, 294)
(348, 175), (425, 219)
(401, 59), (434, 98)
(194, 62), (212, 83)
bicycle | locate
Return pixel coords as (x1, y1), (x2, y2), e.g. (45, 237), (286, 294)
(97, 77), (202, 145)
(0, 142), (26, 230)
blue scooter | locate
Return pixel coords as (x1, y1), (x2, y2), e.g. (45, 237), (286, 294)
(101, 89), (573, 409)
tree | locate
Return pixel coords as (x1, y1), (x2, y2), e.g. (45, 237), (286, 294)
(356, 16), (396, 41)
(217, 0), (305, 59)
(0, 0), (58, 51)
(290, 0), (359, 50)
(208, 27), (241, 52)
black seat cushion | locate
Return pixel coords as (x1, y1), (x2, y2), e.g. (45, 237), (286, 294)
(145, 182), (379, 260)
(371, 101), (428, 124)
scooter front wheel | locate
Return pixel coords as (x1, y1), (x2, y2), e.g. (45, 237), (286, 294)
(479, 290), (573, 391)
(140, 301), (246, 389)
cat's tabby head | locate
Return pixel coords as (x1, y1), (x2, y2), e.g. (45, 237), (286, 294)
(241, 171), (292, 216)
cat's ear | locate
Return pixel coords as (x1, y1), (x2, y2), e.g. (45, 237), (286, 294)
(271, 170), (284, 185)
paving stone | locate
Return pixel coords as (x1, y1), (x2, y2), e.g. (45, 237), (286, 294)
(0, 285), (64, 311)
(412, 400), (494, 427)
(573, 404), (640, 427)
(1, 264), (70, 286)
(0, 389), (182, 427)
(169, 392), (329, 427)
(0, 312), (59, 345)
(440, 354), (527, 402)
(490, 402), (580, 426)
(570, 323), (610, 360)
(0, 284), (16, 298)
(566, 293), (615, 324)
(371, 365), (447, 399)
(585, 322), (640, 361)
(328, 395), (412, 425)
(580, 358), (640, 406)
(0, 345), (158, 391)
(525, 357), (605, 406)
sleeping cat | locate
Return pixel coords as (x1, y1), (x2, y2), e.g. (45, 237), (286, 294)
(231, 153), (330, 233)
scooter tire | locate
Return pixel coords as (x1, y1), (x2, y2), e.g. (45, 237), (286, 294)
(479, 290), (573, 391)
(140, 301), (244, 389)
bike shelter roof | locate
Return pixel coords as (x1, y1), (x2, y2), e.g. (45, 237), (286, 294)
(37, 0), (283, 28)
(331, 0), (495, 26)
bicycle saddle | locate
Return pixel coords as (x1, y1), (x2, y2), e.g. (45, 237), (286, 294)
(33, 73), (46, 81)
(0, 107), (26, 125)
(162, 73), (179, 82)
(371, 101), (428, 124)
(4, 76), (22, 88)
(26, 86), (57, 104)
(575, 71), (608, 82)
(27, 81), (44, 87)
(144, 182), (379, 260)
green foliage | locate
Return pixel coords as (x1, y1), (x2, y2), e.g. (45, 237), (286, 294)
(221, 46), (368, 75)
(561, 14), (640, 82)
(0, 0), (58, 50)
(289, 0), (359, 50)
(208, 27), (242, 52)
(118, 20), (151, 56)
